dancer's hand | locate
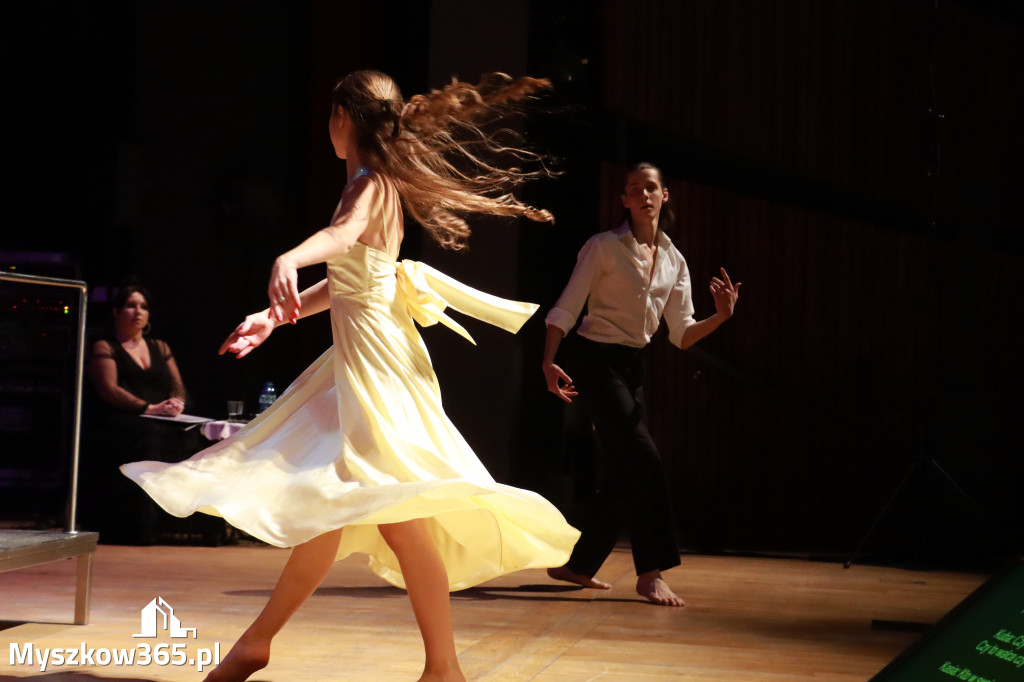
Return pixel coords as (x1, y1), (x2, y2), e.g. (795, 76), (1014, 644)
(543, 362), (578, 403)
(219, 312), (276, 358)
(710, 267), (741, 319)
(268, 255), (301, 323)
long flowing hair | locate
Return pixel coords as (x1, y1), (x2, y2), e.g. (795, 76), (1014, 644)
(331, 70), (554, 250)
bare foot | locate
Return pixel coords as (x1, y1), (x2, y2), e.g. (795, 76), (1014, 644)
(202, 635), (270, 682)
(547, 566), (612, 590)
(636, 571), (685, 607)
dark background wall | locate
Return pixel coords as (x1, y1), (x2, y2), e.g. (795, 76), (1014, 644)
(3, 0), (1020, 566)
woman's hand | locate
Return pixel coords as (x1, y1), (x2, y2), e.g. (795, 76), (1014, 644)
(543, 362), (578, 403)
(268, 255), (301, 323)
(219, 311), (276, 359)
(146, 397), (184, 417)
(710, 267), (742, 319)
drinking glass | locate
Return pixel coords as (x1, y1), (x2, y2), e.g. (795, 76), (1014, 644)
(226, 400), (244, 421)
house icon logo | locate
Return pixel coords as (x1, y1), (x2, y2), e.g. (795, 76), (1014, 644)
(132, 597), (197, 638)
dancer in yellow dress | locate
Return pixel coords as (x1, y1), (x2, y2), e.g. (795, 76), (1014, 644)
(122, 70), (578, 682)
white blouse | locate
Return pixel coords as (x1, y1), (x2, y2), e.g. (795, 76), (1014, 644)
(545, 221), (696, 349)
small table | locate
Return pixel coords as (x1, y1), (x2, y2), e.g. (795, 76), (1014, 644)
(0, 529), (99, 625)
(141, 414), (246, 441)
(201, 419), (247, 441)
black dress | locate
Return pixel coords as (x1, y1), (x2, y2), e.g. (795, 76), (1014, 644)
(104, 337), (179, 409)
(80, 336), (209, 544)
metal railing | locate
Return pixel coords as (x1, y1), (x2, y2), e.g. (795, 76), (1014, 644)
(0, 271), (88, 533)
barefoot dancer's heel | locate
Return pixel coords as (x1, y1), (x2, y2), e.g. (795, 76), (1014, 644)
(547, 566), (613, 590)
(636, 571), (685, 607)
(201, 637), (270, 682)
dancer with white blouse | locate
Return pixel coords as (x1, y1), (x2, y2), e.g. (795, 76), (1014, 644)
(541, 162), (741, 607)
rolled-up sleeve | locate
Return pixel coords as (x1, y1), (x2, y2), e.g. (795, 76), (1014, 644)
(545, 236), (603, 335)
(665, 255), (696, 348)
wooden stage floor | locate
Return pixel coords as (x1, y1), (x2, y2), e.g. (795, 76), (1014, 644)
(0, 543), (987, 681)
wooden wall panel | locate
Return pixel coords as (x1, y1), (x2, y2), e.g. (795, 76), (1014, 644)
(602, 0), (934, 211)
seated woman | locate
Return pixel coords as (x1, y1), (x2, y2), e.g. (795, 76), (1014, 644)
(81, 283), (210, 544)
(89, 283), (187, 420)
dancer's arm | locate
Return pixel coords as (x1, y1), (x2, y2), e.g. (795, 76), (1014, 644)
(269, 175), (375, 321)
(541, 237), (604, 403)
(219, 278), (331, 358)
(676, 267), (741, 349)
(544, 237), (602, 337)
(542, 325), (577, 403)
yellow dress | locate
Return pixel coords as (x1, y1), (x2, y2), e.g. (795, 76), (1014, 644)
(121, 172), (578, 590)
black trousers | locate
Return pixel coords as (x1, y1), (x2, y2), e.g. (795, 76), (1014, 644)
(564, 337), (681, 577)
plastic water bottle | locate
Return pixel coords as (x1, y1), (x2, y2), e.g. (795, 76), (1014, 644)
(257, 381), (277, 413)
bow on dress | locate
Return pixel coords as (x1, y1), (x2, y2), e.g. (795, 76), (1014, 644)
(395, 260), (539, 344)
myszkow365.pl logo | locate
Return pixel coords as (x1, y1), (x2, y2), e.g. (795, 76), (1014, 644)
(9, 596), (222, 673)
